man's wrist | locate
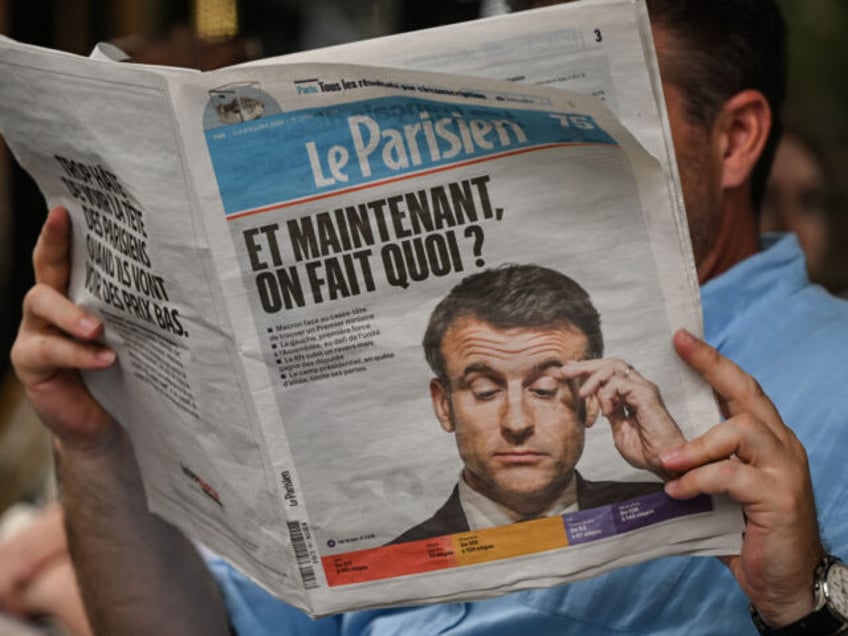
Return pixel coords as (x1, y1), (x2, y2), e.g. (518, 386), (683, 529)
(751, 555), (848, 635)
(751, 591), (818, 630)
(750, 603), (847, 635)
(54, 421), (124, 459)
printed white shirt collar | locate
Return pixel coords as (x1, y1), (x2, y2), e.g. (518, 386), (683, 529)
(457, 472), (579, 530)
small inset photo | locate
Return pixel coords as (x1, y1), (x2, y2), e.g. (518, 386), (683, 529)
(204, 82), (281, 129)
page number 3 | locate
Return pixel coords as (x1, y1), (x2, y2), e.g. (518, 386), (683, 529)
(594, 28), (603, 42)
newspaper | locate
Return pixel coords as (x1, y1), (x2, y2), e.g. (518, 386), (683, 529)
(0, 0), (742, 618)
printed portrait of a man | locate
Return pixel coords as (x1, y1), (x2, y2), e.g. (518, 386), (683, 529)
(391, 264), (685, 544)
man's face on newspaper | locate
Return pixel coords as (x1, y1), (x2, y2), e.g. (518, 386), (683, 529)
(431, 316), (597, 515)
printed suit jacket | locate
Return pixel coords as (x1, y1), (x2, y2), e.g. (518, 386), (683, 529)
(389, 472), (662, 545)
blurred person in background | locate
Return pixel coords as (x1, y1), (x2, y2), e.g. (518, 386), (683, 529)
(0, 502), (92, 636)
(761, 128), (838, 286)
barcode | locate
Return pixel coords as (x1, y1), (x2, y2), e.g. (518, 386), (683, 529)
(287, 521), (319, 589)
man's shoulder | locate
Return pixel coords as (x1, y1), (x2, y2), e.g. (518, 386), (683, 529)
(734, 285), (848, 378)
(707, 237), (848, 387)
(387, 485), (469, 545)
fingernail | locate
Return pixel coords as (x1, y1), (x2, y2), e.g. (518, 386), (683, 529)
(659, 447), (682, 464)
(677, 328), (696, 343)
(96, 349), (116, 365)
(663, 481), (680, 497)
(78, 316), (100, 334)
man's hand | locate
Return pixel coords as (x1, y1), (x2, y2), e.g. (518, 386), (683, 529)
(662, 329), (825, 628)
(0, 520), (92, 635)
(16, 557), (93, 636)
(10, 207), (231, 634)
(11, 207), (117, 450)
(0, 503), (67, 617)
(559, 357), (686, 478)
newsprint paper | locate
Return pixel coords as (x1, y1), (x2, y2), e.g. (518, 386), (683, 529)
(0, 0), (743, 617)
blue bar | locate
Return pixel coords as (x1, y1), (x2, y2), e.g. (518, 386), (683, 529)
(204, 96), (617, 215)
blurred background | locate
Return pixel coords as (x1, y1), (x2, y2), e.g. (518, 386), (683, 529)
(0, 2), (845, 633)
(0, 0), (846, 524)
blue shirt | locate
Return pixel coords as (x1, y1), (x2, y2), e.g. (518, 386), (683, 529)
(210, 235), (848, 635)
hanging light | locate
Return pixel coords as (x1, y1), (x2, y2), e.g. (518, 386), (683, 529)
(194, 0), (239, 40)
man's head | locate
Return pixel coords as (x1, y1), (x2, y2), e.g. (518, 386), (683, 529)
(423, 265), (603, 515)
(645, 1), (786, 208)
(648, 0), (786, 279)
(511, 0), (787, 282)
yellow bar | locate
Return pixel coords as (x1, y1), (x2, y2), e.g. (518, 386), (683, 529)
(452, 517), (568, 566)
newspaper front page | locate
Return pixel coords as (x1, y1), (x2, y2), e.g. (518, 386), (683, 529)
(0, 0), (742, 617)
(249, 0), (692, 308)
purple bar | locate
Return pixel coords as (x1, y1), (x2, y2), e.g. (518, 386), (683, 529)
(562, 493), (713, 545)
(563, 506), (617, 544)
(613, 492), (712, 534)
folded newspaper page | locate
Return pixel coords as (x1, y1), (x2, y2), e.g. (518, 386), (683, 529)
(0, 0), (742, 617)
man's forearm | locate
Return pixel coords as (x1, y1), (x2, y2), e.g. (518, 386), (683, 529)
(57, 427), (231, 636)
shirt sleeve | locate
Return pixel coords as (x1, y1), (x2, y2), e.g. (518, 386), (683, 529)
(206, 555), (342, 636)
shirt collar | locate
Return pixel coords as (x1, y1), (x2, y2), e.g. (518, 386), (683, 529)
(457, 473), (579, 530)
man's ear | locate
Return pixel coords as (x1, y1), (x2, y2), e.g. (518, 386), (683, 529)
(430, 378), (455, 433)
(583, 395), (601, 429)
(714, 89), (771, 191)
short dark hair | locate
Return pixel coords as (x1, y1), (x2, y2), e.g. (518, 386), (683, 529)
(507, 0), (787, 213)
(647, 0), (786, 213)
(423, 264), (603, 384)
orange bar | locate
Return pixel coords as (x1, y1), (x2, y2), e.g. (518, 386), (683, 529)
(453, 517), (568, 566)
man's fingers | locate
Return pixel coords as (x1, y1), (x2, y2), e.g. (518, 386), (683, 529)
(662, 421), (780, 503)
(664, 457), (760, 503)
(595, 378), (640, 416)
(33, 207), (73, 292)
(660, 414), (780, 473)
(593, 375), (662, 419)
(22, 284), (104, 341)
(12, 332), (116, 384)
(665, 431), (813, 523)
(559, 358), (648, 397)
(673, 329), (780, 427)
(559, 361), (615, 396)
(672, 328), (748, 397)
